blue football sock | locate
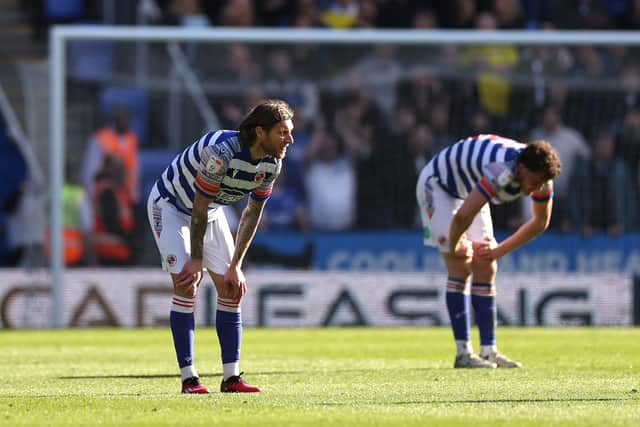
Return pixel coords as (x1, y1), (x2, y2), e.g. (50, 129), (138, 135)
(471, 282), (497, 346)
(170, 295), (196, 369)
(446, 277), (470, 342)
(216, 298), (242, 365)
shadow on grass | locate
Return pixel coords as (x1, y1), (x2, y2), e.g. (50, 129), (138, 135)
(59, 367), (446, 380)
(319, 397), (639, 406)
(59, 371), (307, 379)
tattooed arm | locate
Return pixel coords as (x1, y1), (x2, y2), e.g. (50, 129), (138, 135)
(190, 192), (210, 260)
(175, 192), (209, 291)
(231, 197), (266, 268)
(224, 197), (266, 298)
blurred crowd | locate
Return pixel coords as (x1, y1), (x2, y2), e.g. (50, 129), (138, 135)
(2, 0), (640, 267)
(21, 0), (640, 32)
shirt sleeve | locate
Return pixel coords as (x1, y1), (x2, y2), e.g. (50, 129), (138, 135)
(250, 160), (281, 202)
(531, 180), (554, 202)
(477, 162), (513, 201)
(194, 144), (229, 198)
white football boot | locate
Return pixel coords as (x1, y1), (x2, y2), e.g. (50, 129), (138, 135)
(482, 351), (522, 368)
(454, 352), (497, 368)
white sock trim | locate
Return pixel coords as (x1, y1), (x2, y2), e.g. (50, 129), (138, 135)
(217, 297), (241, 313)
(222, 362), (240, 380)
(456, 340), (474, 355)
(172, 295), (195, 313)
(480, 345), (498, 356)
(180, 365), (198, 382)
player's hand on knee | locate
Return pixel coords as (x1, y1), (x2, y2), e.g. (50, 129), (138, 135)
(224, 265), (247, 299)
(473, 237), (498, 262)
(175, 259), (203, 296)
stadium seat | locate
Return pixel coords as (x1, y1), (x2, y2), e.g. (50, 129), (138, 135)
(45, 0), (85, 20)
(99, 86), (149, 145)
(70, 39), (115, 82)
(138, 149), (176, 201)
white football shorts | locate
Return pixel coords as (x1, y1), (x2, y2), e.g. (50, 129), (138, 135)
(147, 186), (235, 275)
(416, 173), (493, 253)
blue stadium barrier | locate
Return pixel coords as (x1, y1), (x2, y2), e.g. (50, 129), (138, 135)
(251, 231), (640, 274)
(138, 149), (175, 201)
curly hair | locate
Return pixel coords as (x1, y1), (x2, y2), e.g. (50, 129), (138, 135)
(238, 99), (294, 147)
(518, 140), (562, 181)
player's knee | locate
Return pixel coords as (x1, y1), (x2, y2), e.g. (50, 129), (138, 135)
(217, 287), (242, 301)
(173, 280), (199, 299)
(472, 257), (497, 277)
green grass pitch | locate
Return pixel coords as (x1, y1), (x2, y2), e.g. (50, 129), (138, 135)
(1, 327), (638, 426)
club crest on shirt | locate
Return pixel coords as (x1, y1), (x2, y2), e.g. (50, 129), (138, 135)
(254, 170), (266, 182)
(496, 169), (513, 187)
(206, 157), (224, 175)
(166, 254), (177, 267)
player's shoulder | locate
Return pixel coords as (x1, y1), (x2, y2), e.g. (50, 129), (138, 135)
(475, 134), (524, 147)
(258, 156), (282, 175)
(483, 160), (516, 186)
(202, 130), (241, 162)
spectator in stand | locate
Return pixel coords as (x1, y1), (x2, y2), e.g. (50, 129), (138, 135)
(567, 129), (636, 237)
(218, 0), (255, 27)
(381, 105), (431, 228)
(520, 0), (553, 28)
(529, 104), (590, 230)
(356, 0), (378, 28)
(260, 163), (309, 232)
(254, 0), (294, 26)
(467, 108), (493, 136)
(320, 0), (359, 29)
(161, 0), (210, 27)
(412, 8), (439, 29)
(458, 12), (520, 120)
(218, 87), (266, 131)
(616, 108), (640, 229)
(289, 0), (324, 27)
(451, 0), (479, 28)
(621, 0), (640, 28)
(219, 44), (262, 86)
(81, 105), (140, 205)
(399, 70), (447, 125)
(332, 90), (386, 228)
(565, 46), (619, 131)
(263, 47), (302, 95)
(281, 95), (316, 195)
(493, 0), (527, 28)
(304, 130), (356, 231)
(408, 123), (435, 175)
(430, 101), (455, 151)
(90, 155), (135, 265)
(375, 0), (432, 28)
(351, 45), (402, 116)
(547, 0), (614, 29)
(618, 108), (640, 173)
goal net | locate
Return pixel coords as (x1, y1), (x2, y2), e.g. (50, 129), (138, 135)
(14, 27), (640, 326)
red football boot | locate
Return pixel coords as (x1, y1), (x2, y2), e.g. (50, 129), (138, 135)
(220, 372), (261, 393)
(182, 377), (210, 394)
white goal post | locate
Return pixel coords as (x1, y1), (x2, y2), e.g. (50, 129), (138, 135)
(49, 26), (640, 327)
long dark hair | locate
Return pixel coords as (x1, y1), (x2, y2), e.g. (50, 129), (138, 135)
(238, 99), (294, 147)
